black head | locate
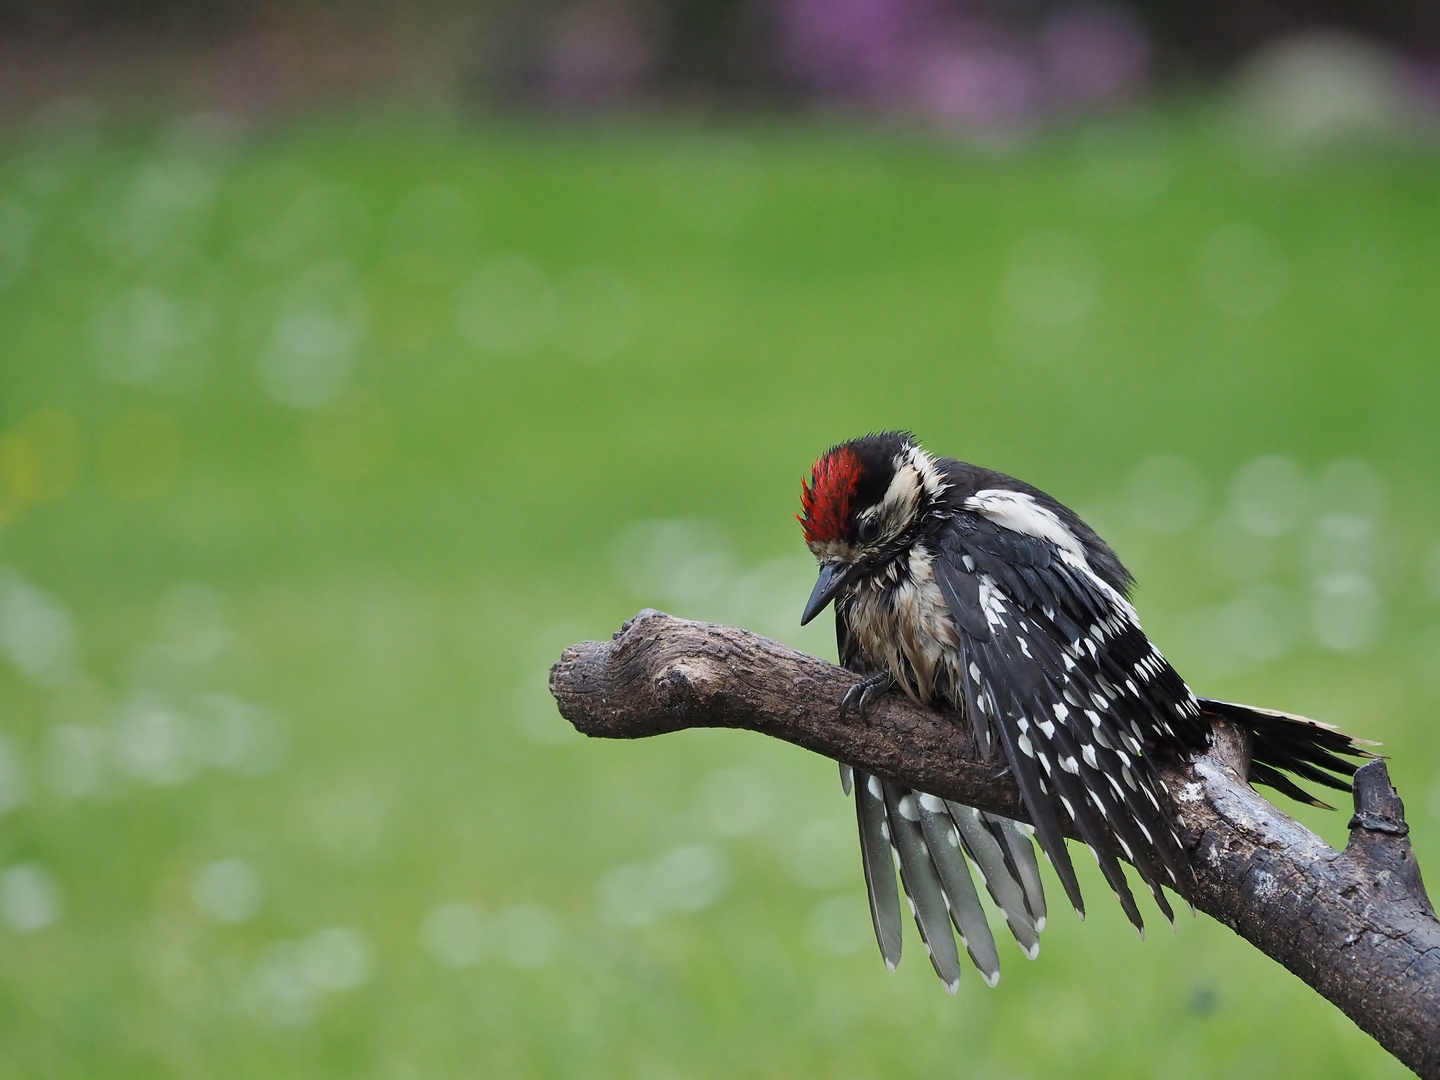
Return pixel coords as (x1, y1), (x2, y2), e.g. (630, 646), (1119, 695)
(798, 431), (944, 623)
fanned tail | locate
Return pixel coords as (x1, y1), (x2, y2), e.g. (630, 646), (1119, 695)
(1196, 698), (1377, 810)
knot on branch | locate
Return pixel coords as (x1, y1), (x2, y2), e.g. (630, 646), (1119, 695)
(1348, 760), (1410, 837)
(1341, 760), (1434, 920)
(1349, 813), (1409, 837)
(653, 658), (723, 712)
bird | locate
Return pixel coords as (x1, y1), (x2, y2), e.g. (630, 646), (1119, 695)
(797, 431), (1371, 992)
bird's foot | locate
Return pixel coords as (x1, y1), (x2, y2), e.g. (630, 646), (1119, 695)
(840, 671), (896, 724)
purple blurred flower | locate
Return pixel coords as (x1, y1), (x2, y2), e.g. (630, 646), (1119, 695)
(774, 0), (1151, 132)
(777, 0), (943, 97)
(919, 45), (1040, 129)
(1041, 4), (1151, 107)
(544, 1), (654, 108)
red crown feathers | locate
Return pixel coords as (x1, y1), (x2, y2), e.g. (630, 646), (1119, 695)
(799, 446), (863, 544)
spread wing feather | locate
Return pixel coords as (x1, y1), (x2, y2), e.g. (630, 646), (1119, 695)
(844, 767), (1044, 982)
(988, 814), (1048, 930)
(838, 619), (1046, 983)
(853, 768), (903, 970)
(982, 663), (1088, 918)
(936, 512), (1207, 925)
(882, 780), (965, 992)
(945, 800), (1043, 958)
(915, 794), (1003, 984)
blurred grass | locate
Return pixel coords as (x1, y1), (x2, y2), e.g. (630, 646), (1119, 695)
(0, 108), (1435, 1077)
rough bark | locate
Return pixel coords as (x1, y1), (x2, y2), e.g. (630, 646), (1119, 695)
(550, 610), (1440, 1078)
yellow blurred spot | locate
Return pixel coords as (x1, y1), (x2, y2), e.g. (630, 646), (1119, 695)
(0, 408), (84, 524)
(4, 410), (84, 500)
(301, 390), (395, 484)
(101, 408), (181, 501)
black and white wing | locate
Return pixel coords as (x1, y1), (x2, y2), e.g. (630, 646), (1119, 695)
(932, 489), (1204, 933)
(837, 626), (1046, 989)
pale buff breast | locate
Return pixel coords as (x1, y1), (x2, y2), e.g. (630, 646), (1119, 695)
(845, 544), (961, 705)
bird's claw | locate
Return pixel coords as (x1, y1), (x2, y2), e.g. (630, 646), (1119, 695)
(839, 672), (895, 723)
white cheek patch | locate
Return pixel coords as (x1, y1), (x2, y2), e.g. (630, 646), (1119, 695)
(874, 460), (922, 538)
(965, 489), (1086, 560)
(904, 443), (948, 500)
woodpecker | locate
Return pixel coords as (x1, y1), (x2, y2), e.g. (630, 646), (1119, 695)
(798, 431), (1370, 992)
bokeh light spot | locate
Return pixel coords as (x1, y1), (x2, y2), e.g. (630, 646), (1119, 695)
(249, 941), (314, 1027)
(494, 905), (562, 969)
(610, 518), (735, 606)
(600, 844), (728, 929)
(609, 518), (826, 650)
(700, 766), (777, 838)
(510, 675), (574, 746)
(192, 859), (262, 924)
(103, 158), (216, 268)
(420, 902), (485, 968)
(114, 692), (193, 786)
(456, 256), (556, 355)
(1201, 520), (1278, 586)
(1230, 455), (1308, 536)
(1306, 514), (1380, 578)
(997, 230), (1100, 359)
(261, 310), (360, 409)
(0, 865), (61, 933)
(299, 926), (370, 991)
(1231, 31), (1419, 152)
(189, 693), (286, 776)
(92, 286), (211, 390)
(247, 927), (370, 1027)
(1312, 572), (1382, 653)
(0, 572), (75, 686)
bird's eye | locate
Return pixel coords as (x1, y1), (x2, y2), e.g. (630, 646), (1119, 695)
(855, 517), (880, 544)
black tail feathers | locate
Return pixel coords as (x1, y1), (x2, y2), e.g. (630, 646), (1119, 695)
(1197, 698), (1377, 810)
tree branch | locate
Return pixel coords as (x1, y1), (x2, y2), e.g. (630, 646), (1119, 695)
(550, 610), (1440, 1078)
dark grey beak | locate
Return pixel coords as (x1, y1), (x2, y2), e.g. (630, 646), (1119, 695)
(801, 562), (855, 626)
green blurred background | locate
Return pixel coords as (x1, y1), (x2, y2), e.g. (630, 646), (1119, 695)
(0, 6), (1438, 1077)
